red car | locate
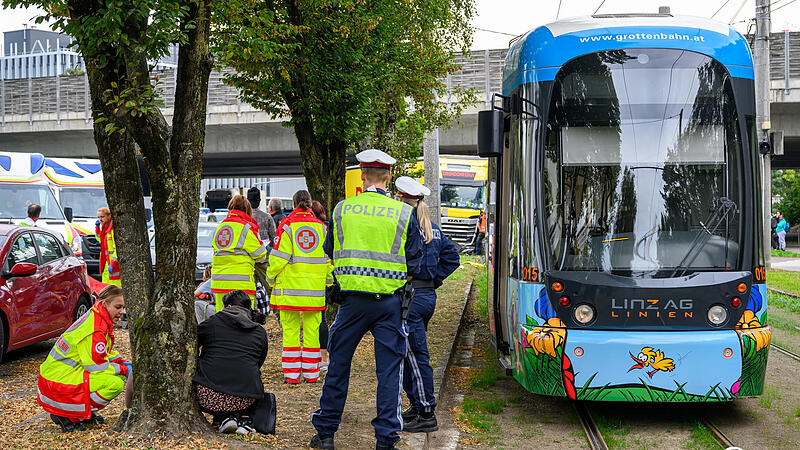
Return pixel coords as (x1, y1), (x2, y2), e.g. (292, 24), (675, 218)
(0, 224), (92, 362)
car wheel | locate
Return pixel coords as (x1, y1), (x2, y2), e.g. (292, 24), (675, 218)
(73, 296), (92, 323)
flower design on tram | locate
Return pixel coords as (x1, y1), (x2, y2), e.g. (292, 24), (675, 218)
(525, 317), (566, 359)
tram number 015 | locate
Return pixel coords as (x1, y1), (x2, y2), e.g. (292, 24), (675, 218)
(522, 267), (539, 282)
(754, 266), (766, 282)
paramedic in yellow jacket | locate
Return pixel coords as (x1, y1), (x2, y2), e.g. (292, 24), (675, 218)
(211, 195), (269, 312)
(267, 190), (334, 383)
(96, 207), (121, 286)
(38, 285), (131, 432)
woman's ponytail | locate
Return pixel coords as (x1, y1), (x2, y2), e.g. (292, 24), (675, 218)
(416, 200), (434, 244)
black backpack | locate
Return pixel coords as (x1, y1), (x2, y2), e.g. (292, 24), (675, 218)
(252, 392), (277, 435)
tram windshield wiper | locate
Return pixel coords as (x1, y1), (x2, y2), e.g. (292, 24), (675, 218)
(671, 197), (736, 278)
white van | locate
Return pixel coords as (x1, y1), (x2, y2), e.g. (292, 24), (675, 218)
(43, 157), (107, 234)
(0, 152), (82, 257)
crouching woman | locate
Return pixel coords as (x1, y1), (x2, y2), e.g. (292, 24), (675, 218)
(38, 285), (131, 432)
(194, 290), (269, 435)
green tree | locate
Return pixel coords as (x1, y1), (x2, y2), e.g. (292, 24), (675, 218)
(775, 169), (800, 229)
(212, 0), (475, 211)
(4, 0), (214, 435)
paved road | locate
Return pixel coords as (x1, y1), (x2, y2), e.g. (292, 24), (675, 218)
(772, 256), (800, 272)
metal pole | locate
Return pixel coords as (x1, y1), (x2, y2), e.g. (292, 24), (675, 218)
(755, 0), (772, 267)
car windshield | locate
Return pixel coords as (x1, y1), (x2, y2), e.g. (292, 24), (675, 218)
(60, 188), (108, 218)
(0, 184), (66, 220)
(440, 184), (485, 210)
(542, 49), (743, 277)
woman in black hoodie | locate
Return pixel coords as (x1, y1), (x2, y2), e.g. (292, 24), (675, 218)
(194, 290), (268, 435)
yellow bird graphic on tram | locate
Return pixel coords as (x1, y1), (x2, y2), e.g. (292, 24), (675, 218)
(628, 347), (676, 378)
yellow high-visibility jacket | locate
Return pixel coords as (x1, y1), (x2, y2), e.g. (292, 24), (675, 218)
(267, 209), (333, 310)
(211, 210), (268, 311)
(38, 302), (128, 420)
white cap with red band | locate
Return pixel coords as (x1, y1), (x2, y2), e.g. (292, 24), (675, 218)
(395, 176), (430, 199)
(357, 149), (397, 169)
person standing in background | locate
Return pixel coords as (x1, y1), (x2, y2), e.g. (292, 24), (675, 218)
(96, 207), (121, 286)
(776, 211), (790, 251)
(247, 187), (276, 244)
(19, 204), (41, 227)
(267, 190), (333, 384)
(211, 196), (269, 311)
(310, 200), (332, 370)
(394, 176), (460, 434)
(269, 198), (286, 227)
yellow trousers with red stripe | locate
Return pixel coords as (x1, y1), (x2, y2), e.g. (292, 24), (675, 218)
(88, 372), (125, 413)
(280, 310), (322, 383)
(101, 263), (121, 287)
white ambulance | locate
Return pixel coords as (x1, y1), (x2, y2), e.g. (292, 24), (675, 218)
(0, 152), (82, 257)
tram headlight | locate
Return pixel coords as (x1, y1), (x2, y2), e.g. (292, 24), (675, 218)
(707, 305), (728, 326)
(574, 304), (595, 325)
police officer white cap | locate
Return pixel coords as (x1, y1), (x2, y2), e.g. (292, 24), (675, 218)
(395, 176), (431, 199)
(357, 149), (396, 169)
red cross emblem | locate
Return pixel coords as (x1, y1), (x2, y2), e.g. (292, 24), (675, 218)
(296, 227), (318, 252)
(216, 226), (233, 248)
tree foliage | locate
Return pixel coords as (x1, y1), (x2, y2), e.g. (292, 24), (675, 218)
(774, 169), (799, 228)
(3, 0), (214, 436)
(212, 0), (475, 210)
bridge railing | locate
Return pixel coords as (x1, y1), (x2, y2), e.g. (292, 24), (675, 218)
(2, 36), (798, 127)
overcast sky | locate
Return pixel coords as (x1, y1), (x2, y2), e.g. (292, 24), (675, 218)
(1, 0), (799, 54)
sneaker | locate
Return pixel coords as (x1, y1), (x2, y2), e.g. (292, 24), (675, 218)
(218, 417), (238, 434)
(376, 441), (396, 450)
(236, 423), (256, 435)
(401, 406), (418, 423)
(403, 413), (438, 433)
(309, 433), (335, 449)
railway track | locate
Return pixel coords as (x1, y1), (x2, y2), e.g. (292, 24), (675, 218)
(576, 401), (743, 450)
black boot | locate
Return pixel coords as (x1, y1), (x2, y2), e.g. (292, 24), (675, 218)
(376, 441), (396, 450)
(401, 406), (418, 423)
(309, 434), (335, 449)
(82, 413), (104, 425)
(50, 414), (85, 433)
(403, 412), (438, 433)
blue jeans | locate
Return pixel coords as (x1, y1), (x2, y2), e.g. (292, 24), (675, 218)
(311, 293), (406, 445)
(403, 288), (437, 413)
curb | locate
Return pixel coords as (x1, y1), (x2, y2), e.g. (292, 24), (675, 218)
(423, 278), (475, 449)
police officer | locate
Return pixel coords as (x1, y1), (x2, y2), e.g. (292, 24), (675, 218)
(310, 150), (423, 450)
(394, 177), (459, 434)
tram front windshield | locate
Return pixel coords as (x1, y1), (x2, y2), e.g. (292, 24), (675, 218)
(543, 49), (743, 277)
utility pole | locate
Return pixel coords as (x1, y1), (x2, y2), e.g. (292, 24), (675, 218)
(755, 0), (772, 268)
(423, 129), (441, 226)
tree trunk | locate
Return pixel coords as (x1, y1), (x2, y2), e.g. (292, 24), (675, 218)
(114, 0), (214, 435)
(295, 120), (347, 213)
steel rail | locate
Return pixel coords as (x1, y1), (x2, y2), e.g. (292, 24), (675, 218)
(701, 417), (738, 449)
(766, 287), (800, 300)
(575, 402), (608, 450)
(771, 343), (800, 363)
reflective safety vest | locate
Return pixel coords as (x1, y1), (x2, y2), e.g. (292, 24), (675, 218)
(96, 221), (119, 280)
(19, 217), (37, 227)
(38, 302), (128, 420)
(332, 192), (413, 294)
(266, 209), (333, 310)
(478, 213), (486, 233)
(211, 210), (268, 311)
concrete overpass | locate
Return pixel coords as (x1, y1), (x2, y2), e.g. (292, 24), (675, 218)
(1, 35), (799, 174)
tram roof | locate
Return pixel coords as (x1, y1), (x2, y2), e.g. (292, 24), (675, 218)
(503, 14), (754, 95)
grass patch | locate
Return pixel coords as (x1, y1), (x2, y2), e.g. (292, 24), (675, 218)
(770, 293), (800, 316)
(508, 394), (526, 405)
(794, 406), (800, 417)
(767, 309), (800, 335)
(469, 360), (499, 390)
(772, 249), (800, 258)
(474, 262), (488, 321)
(686, 421), (722, 449)
(760, 385), (781, 409)
(512, 413), (534, 424)
(462, 396), (506, 414)
(768, 269), (800, 296)
(593, 414), (632, 449)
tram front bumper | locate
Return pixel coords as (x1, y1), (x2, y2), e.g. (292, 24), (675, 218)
(515, 326), (770, 401)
